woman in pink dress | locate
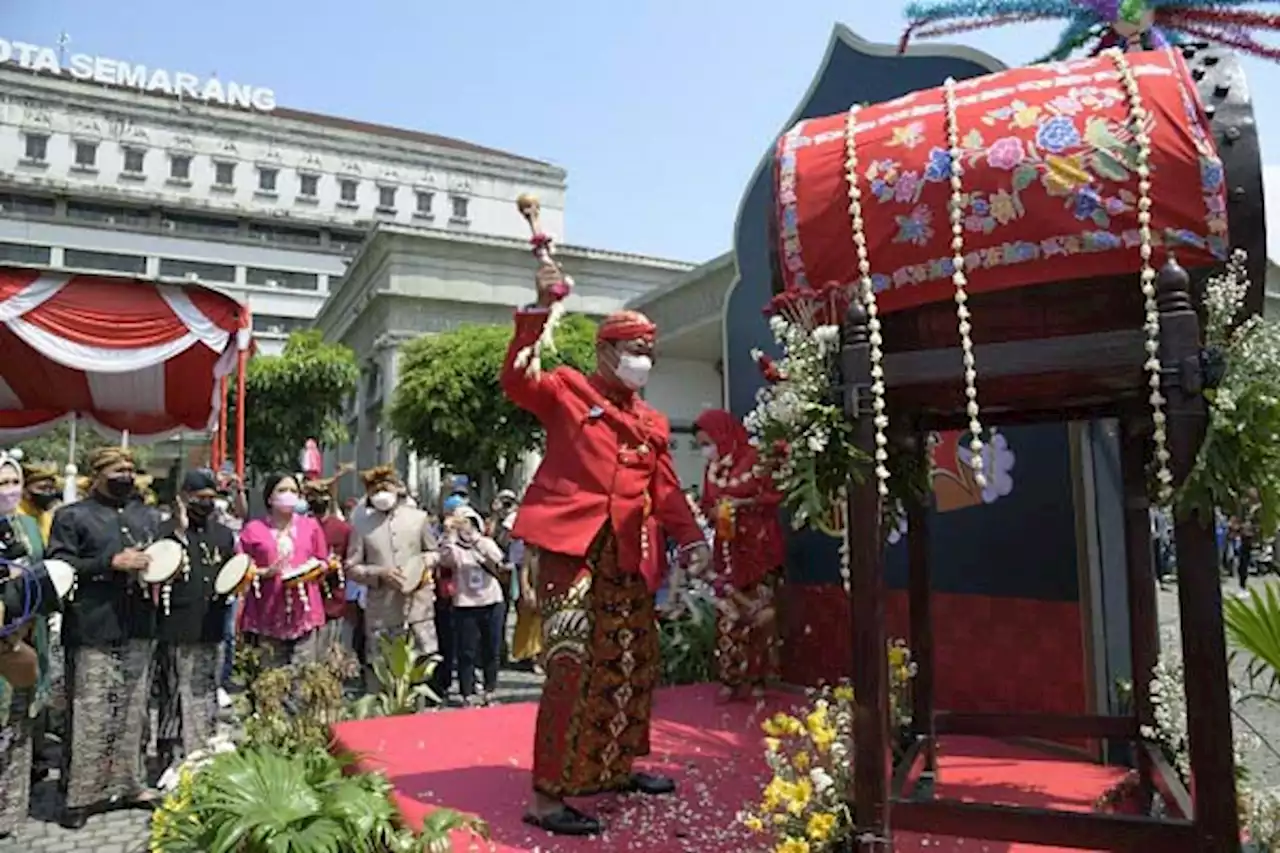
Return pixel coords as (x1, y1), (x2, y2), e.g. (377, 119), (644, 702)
(237, 474), (328, 667)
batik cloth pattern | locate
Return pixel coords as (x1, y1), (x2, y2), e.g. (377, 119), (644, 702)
(61, 639), (155, 810)
(716, 574), (780, 689)
(154, 642), (220, 760)
(0, 686), (33, 834)
(775, 49), (1226, 314)
(532, 526), (659, 798)
(244, 630), (321, 670)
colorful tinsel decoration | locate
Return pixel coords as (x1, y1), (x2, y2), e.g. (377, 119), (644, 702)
(901, 0), (1280, 62)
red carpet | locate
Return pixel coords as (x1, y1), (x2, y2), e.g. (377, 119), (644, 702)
(330, 684), (1127, 852)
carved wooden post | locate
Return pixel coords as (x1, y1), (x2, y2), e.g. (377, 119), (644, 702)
(1158, 256), (1241, 852)
(1118, 414), (1157, 811)
(904, 431), (935, 782)
(841, 300), (890, 848)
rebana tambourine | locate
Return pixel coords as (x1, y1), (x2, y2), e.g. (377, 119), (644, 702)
(281, 557), (326, 587)
(139, 540), (184, 585)
(215, 553), (254, 596)
(398, 554), (428, 595)
(44, 559), (75, 601)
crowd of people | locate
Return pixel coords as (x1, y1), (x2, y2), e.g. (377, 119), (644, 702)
(0, 448), (542, 838)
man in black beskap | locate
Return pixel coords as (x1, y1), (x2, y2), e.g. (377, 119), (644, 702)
(153, 470), (237, 772)
(47, 447), (161, 828)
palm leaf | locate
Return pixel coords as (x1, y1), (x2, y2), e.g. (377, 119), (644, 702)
(1224, 584), (1280, 697)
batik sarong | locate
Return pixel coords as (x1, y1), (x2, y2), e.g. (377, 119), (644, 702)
(243, 629), (321, 670)
(62, 639), (155, 810)
(532, 526), (659, 798)
(155, 642), (220, 761)
(0, 686), (33, 834)
(716, 574), (779, 688)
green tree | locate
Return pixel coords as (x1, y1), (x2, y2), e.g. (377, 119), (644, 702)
(389, 315), (597, 480)
(16, 419), (152, 472)
(228, 330), (359, 476)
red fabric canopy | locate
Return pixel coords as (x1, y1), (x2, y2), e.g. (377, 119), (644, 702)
(774, 49), (1228, 315)
(0, 266), (251, 441)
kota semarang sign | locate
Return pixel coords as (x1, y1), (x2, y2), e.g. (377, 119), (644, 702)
(0, 37), (277, 112)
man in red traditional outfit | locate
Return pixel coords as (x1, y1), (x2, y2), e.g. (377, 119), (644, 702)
(504, 261), (710, 837)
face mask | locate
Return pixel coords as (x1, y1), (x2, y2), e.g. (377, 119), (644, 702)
(0, 486), (20, 515)
(614, 353), (652, 391)
(700, 445), (717, 462)
(186, 498), (214, 521)
(371, 491), (398, 512)
(105, 475), (135, 500)
(295, 499), (310, 515)
(271, 491), (298, 513)
(29, 491), (58, 510)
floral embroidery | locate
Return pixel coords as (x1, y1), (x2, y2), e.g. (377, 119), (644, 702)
(776, 122), (810, 289)
(923, 147), (952, 183)
(894, 204), (934, 246)
(886, 120), (926, 149)
(1035, 115), (1081, 153)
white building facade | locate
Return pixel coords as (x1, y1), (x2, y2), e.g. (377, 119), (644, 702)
(0, 62), (566, 355)
(315, 225), (693, 502)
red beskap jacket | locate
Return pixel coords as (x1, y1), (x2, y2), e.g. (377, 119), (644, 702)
(502, 309), (702, 591)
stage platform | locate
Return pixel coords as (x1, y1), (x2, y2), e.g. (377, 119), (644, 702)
(330, 684), (1128, 852)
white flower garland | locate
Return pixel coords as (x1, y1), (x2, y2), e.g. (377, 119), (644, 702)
(943, 77), (987, 491)
(844, 105), (891, 500)
(1105, 48), (1172, 503)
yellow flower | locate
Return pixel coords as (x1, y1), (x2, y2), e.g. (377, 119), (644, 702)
(764, 713), (804, 738)
(773, 812), (789, 825)
(833, 685), (854, 702)
(764, 737), (781, 754)
(743, 814), (764, 833)
(787, 778), (813, 815)
(1010, 102), (1042, 129)
(888, 645), (907, 669)
(763, 776), (791, 811)
(805, 706), (829, 737)
(807, 812), (838, 842)
(793, 750), (811, 771)
(776, 838), (811, 853)
(1044, 154), (1090, 194)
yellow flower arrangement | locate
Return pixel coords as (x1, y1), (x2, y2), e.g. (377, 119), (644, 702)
(740, 639), (917, 851)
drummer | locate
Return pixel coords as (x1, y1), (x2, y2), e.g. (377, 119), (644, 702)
(152, 470), (236, 771)
(346, 465), (439, 693)
(46, 446), (161, 829)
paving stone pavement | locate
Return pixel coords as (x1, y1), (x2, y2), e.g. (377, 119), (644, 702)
(0, 665), (547, 853)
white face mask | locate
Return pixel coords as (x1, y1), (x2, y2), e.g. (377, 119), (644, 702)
(614, 353), (653, 390)
(700, 444), (718, 462)
(371, 490), (398, 512)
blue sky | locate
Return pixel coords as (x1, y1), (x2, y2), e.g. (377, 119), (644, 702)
(7, 1), (1280, 263)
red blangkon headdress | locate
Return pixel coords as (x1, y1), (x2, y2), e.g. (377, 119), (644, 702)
(597, 310), (657, 344)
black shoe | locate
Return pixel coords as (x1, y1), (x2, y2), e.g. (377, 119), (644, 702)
(522, 804), (602, 836)
(625, 772), (676, 796)
(60, 808), (88, 830)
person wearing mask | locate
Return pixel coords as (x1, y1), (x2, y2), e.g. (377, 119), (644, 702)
(439, 505), (506, 706)
(693, 409), (785, 702)
(237, 475), (328, 667)
(503, 260), (710, 837)
(153, 471), (236, 770)
(431, 495), (465, 701)
(18, 461), (60, 544)
(346, 467), (439, 692)
(302, 470), (352, 657)
(47, 447), (161, 829)
(0, 452), (52, 839)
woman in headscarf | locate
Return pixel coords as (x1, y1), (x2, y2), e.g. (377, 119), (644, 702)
(693, 410), (785, 702)
(47, 446), (161, 828)
(236, 474), (328, 668)
(439, 504), (506, 707)
(0, 451), (51, 839)
(18, 461), (59, 544)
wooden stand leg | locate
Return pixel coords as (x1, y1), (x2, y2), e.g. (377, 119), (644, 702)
(906, 432), (935, 783)
(842, 302), (891, 849)
(1158, 257), (1241, 852)
(1119, 415), (1157, 811)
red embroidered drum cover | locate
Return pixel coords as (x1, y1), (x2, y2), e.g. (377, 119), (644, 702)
(774, 49), (1228, 315)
